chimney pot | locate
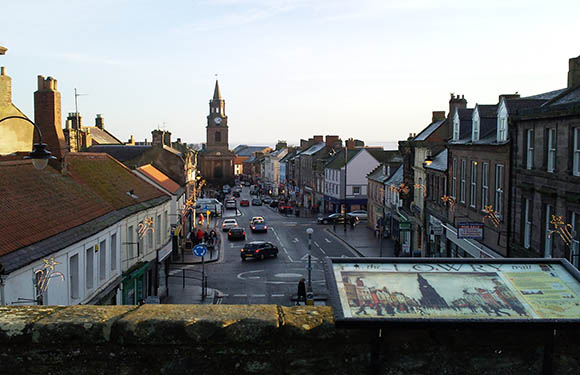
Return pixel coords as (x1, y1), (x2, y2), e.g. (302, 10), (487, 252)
(0, 67), (5, 76)
(568, 55), (580, 88)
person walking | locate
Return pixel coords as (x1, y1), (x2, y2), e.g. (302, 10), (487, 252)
(297, 278), (307, 305)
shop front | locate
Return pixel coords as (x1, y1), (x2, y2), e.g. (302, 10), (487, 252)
(122, 262), (151, 305)
(156, 241), (173, 300)
(441, 223), (504, 259)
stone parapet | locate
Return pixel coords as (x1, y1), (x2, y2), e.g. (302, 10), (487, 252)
(0, 305), (579, 374)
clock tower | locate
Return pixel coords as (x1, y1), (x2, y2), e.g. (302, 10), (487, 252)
(206, 80), (229, 151)
(199, 80), (234, 184)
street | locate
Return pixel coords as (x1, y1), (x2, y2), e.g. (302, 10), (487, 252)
(167, 185), (360, 305)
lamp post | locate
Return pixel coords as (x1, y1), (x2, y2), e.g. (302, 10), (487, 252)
(343, 146), (348, 233)
(306, 227), (313, 292)
(0, 116), (56, 170)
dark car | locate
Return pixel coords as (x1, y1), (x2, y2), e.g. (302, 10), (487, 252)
(240, 199), (250, 207)
(317, 213), (347, 224)
(251, 198), (262, 206)
(269, 200), (279, 208)
(240, 241), (278, 261)
(278, 204), (293, 214)
(262, 197), (273, 204)
(228, 228), (246, 241)
(233, 191), (241, 198)
(250, 218), (268, 233)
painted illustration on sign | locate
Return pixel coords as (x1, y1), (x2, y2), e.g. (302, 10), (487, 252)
(333, 262), (580, 320)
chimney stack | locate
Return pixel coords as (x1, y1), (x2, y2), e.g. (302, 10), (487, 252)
(432, 111), (445, 122)
(34, 75), (67, 163)
(346, 138), (355, 149)
(0, 66), (11, 106)
(568, 55), (580, 88)
(95, 114), (104, 129)
(325, 135), (340, 148)
(67, 112), (82, 130)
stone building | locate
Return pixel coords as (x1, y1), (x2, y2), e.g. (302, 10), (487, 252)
(63, 112), (123, 152)
(510, 55), (580, 264)
(198, 81), (235, 185)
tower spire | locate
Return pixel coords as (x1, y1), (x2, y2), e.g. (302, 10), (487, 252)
(213, 80), (222, 101)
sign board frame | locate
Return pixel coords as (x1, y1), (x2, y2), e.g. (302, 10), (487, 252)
(457, 222), (484, 239)
(323, 257), (580, 329)
(193, 244), (208, 257)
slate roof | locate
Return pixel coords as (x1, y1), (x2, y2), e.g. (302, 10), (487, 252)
(504, 98), (547, 114)
(87, 144), (152, 162)
(450, 108), (474, 144)
(301, 142), (326, 156)
(0, 153), (169, 269)
(414, 120), (445, 141)
(385, 165), (403, 186)
(425, 149), (448, 172)
(324, 148), (363, 169)
(544, 86), (580, 106)
(137, 164), (181, 194)
(367, 164), (390, 184)
(85, 127), (123, 144)
(524, 88), (566, 100)
(233, 145), (271, 157)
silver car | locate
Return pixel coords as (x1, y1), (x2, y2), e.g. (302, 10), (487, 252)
(347, 210), (368, 220)
(221, 218), (238, 232)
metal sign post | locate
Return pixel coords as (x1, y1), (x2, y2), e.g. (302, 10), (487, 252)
(193, 244), (208, 298)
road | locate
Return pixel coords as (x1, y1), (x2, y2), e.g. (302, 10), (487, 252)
(168, 185), (359, 305)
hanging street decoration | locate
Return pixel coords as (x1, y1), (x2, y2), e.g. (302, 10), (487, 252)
(138, 216), (155, 239)
(483, 205), (501, 228)
(441, 195), (456, 212)
(34, 257), (65, 295)
(414, 183), (427, 198)
(390, 183), (410, 195)
(549, 215), (574, 246)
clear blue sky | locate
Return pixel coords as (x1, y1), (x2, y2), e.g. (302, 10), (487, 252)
(1, 0), (579, 148)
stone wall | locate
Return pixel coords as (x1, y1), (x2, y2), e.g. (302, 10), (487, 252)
(0, 305), (579, 374)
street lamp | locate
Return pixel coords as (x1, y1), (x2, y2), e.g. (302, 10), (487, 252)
(343, 147), (348, 233)
(306, 227), (314, 292)
(0, 116), (56, 170)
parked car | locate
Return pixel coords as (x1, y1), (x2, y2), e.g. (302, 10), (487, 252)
(225, 199), (237, 209)
(250, 218), (268, 233)
(278, 203), (293, 214)
(251, 198), (262, 206)
(233, 191), (241, 198)
(223, 184), (231, 194)
(347, 210), (368, 220)
(317, 213), (346, 224)
(262, 197), (273, 204)
(269, 200), (279, 208)
(228, 227), (246, 241)
(240, 241), (278, 261)
(221, 218), (238, 231)
(240, 199), (250, 207)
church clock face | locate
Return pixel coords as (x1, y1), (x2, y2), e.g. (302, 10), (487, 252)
(214, 117), (222, 125)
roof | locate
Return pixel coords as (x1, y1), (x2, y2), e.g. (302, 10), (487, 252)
(233, 145), (271, 157)
(367, 164), (390, 184)
(503, 98), (547, 114)
(301, 142), (326, 156)
(425, 149), (447, 171)
(213, 80), (222, 100)
(367, 149), (402, 164)
(269, 148), (287, 157)
(137, 164), (181, 194)
(544, 86), (580, 106)
(524, 88), (566, 100)
(450, 108), (474, 143)
(414, 119), (445, 141)
(86, 144), (152, 162)
(66, 153), (168, 210)
(385, 165), (403, 186)
(85, 127), (123, 145)
(324, 148), (363, 169)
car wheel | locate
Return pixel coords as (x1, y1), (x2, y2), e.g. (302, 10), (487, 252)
(241, 256), (246, 261)
(322, 219), (328, 224)
(259, 254), (265, 260)
(273, 251), (278, 257)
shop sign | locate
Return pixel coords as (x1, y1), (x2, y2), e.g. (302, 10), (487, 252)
(400, 222), (411, 231)
(431, 223), (443, 236)
(457, 222), (483, 239)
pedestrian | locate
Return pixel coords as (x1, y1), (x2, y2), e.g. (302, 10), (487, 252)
(297, 278), (307, 305)
(196, 228), (204, 244)
(203, 231), (209, 243)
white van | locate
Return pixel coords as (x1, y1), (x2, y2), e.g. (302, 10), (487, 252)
(197, 198), (223, 216)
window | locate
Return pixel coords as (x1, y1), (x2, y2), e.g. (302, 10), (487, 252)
(460, 159), (466, 203)
(163, 211), (168, 242)
(215, 131), (221, 143)
(526, 129), (534, 170)
(544, 204), (553, 258)
(547, 128), (556, 173)
(452, 158), (457, 198)
(571, 212), (579, 268)
(128, 225), (134, 259)
(34, 270), (44, 305)
(453, 118), (460, 141)
(495, 164), (504, 217)
(156, 214), (161, 244)
(110, 233), (117, 271)
(524, 199), (532, 249)
(481, 162), (489, 210)
(352, 186), (360, 195)
(86, 246), (94, 290)
(70, 254), (79, 299)
(99, 239), (106, 281)
(472, 118), (480, 142)
(147, 230), (153, 250)
(573, 127), (580, 176)
(470, 161), (477, 208)
(498, 117), (507, 142)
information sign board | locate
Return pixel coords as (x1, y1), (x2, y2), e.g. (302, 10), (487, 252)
(324, 258), (580, 328)
(457, 222), (484, 239)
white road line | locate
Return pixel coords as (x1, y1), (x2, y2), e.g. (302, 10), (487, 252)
(271, 294), (285, 297)
(221, 294), (229, 297)
(252, 294), (266, 297)
(325, 238), (332, 243)
(283, 248), (289, 254)
(319, 248), (327, 255)
(314, 241), (320, 247)
(288, 255), (295, 262)
(292, 238), (299, 243)
(233, 294), (247, 297)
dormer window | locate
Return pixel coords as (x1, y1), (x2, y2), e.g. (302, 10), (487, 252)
(472, 117), (480, 142)
(498, 117), (507, 142)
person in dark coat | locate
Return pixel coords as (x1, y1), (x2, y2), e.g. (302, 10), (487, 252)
(297, 278), (307, 305)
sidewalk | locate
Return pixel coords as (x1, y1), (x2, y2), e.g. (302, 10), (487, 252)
(326, 222), (396, 258)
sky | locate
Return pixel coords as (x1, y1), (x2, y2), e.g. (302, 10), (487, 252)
(1, 0), (579, 149)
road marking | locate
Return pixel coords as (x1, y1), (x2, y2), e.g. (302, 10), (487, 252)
(314, 241), (320, 247)
(271, 294), (285, 297)
(237, 270), (262, 280)
(283, 248), (289, 254)
(288, 255), (295, 262)
(325, 238), (332, 243)
(252, 294), (266, 297)
(300, 254), (319, 261)
(234, 294), (247, 297)
(319, 248), (327, 255)
(292, 238), (299, 243)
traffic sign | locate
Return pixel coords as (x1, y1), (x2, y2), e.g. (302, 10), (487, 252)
(193, 244), (208, 257)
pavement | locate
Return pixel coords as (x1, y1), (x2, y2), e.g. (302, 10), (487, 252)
(161, 215), (395, 305)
